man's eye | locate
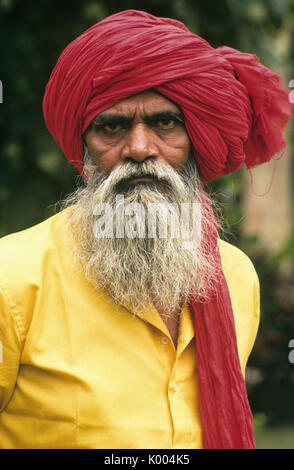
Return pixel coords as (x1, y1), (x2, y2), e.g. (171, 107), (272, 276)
(102, 123), (122, 133)
(92, 120), (125, 134)
(155, 118), (177, 129)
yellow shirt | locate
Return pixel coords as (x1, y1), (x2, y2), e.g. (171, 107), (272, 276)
(0, 207), (260, 449)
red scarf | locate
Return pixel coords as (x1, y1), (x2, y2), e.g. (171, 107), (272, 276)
(189, 211), (256, 448)
(42, 10), (292, 448)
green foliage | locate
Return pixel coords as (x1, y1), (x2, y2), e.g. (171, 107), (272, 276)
(253, 412), (269, 436)
(255, 424), (294, 449)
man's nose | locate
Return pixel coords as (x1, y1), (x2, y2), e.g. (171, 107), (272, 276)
(120, 123), (159, 163)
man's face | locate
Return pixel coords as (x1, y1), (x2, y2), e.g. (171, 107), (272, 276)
(68, 90), (218, 312)
(83, 90), (191, 177)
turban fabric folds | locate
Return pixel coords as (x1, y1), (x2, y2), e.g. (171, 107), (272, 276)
(42, 10), (292, 449)
(43, 9), (291, 182)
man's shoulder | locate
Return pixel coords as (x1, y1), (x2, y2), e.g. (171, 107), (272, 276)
(218, 239), (260, 374)
(0, 207), (73, 282)
(218, 238), (259, 287)
(0, 207), (72, 251)
(0, 207), (75, 345)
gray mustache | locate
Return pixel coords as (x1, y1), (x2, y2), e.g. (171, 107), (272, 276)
(93, 159), (189, 202)
(113, 161), (173, 186)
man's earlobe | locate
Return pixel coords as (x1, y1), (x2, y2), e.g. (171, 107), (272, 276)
(83, 142), (89, 161)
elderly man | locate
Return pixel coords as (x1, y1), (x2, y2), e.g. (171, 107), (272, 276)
(0, 10), (291, 449)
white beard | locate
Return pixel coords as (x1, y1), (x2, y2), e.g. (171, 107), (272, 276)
(64, 152), (220, 315)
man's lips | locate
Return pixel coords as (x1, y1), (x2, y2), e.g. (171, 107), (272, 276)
(115, 174), (169, 192)
(127, 176), (155, 184)
(118, 175), (159, 186)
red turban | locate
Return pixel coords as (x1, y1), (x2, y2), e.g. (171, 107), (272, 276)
(43, 9), (291, 182)
(42, 10), (292, 449)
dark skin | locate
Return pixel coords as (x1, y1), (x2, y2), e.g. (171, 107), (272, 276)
(83, 90), (191, 346)
(83, 90), (191, 175)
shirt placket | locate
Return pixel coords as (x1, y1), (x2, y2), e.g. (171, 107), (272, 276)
(134, 302), (198, 448)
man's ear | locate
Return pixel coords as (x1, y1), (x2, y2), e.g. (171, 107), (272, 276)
(82, 139), (89, 164)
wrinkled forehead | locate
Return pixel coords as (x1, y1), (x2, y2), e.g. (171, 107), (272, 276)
(95, 89), (183, 119)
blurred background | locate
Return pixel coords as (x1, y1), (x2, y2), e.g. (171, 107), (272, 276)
(0, 0), (293, 449)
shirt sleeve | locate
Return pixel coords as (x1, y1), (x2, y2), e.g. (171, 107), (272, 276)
(218, 239), (261, 377)
(0, 285), (22, 412)
(239, 268), (260, 375)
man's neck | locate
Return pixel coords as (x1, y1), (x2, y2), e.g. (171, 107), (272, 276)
(153, 299), (182, 347)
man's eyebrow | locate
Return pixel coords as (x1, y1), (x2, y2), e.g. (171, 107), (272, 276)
(145, 111), (184, 123)
(93, 110), (184, 125)
(92, 114), (131, 125)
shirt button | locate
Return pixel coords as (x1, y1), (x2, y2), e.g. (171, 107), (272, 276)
(161, 336), (169, 344)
